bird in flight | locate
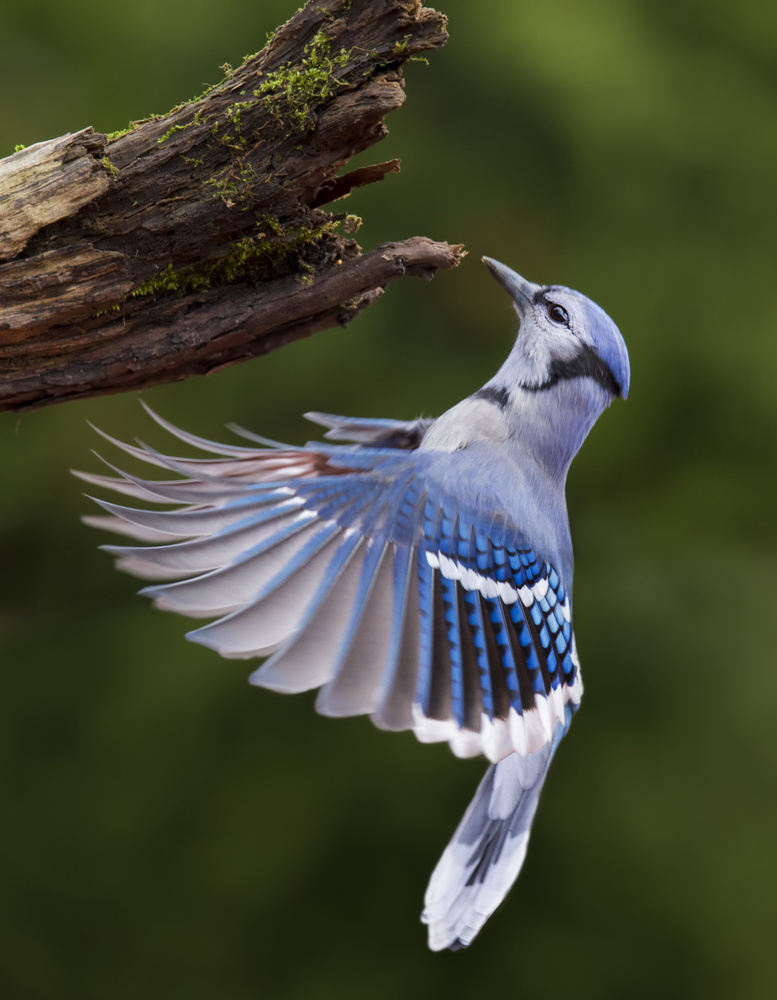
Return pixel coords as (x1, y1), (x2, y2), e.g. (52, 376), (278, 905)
(79, 257), (630, 950)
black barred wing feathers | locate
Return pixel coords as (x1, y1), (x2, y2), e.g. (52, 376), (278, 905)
(412, 499), (581, 759)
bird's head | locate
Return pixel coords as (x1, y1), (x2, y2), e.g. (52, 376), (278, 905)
(419, 257), (630, 477)
(482, 257), (630, 402)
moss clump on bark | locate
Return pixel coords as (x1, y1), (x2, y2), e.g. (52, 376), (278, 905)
(257, 29), (351, 132)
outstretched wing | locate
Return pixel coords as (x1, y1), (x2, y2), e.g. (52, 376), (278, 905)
(78, 409), (581, 763)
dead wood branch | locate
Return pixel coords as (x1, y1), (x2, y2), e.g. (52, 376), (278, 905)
(0, 0), (463, 413)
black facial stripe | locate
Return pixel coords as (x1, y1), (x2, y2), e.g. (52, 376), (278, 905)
(531, 287), (562, 307)
(473, 385), (511, 409)
(522, 344), (621, 396)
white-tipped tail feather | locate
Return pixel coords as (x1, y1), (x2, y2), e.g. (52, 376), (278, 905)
(422, 738), (561, 951)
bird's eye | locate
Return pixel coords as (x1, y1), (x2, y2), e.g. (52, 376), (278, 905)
(547, 303), (569, 326)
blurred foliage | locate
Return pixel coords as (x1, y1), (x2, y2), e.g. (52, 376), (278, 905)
(1, 1), (776, 997)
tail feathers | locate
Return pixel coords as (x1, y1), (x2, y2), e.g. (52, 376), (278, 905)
(422, 743), (558, 951)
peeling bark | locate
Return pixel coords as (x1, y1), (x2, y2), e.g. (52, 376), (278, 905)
(0, 0), (462, 413)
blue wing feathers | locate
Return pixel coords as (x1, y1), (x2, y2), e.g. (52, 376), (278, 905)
(489, 598), (523, 712)
(83, 417), (581, 761)
(441, 575), (465, 727)
(248, 533), (366, 691)
(371, 543), (413, 723)
(153, 520), (333, 622)
(439, 512), (465, 728)
(107, 504), (307, 574)
(427, 569), (452, 722)
(413, 547), (434, 716)
(372, 545), (420, 731)
(188, 528), (346, 652)
(480, 596), (512, 722)
(454, 584), (484, 732)
(303, 411), (433, 449)
(315, 541), (394, 717)
(462, 589), (494, 719)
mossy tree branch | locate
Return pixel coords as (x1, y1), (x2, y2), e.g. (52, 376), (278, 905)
(0, 0), (462, 414)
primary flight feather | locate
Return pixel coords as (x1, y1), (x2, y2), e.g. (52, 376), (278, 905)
(79, 257), (629, 950)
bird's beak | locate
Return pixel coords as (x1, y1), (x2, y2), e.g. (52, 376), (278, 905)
(482, 257), (536, 319)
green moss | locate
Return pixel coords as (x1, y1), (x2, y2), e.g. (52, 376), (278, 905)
(158, 110), (203, 144)
(107, 56), (247, 146)
(226, 100), (253, 131)
(256, 29), (351, 132)
(107, 114), (164, 143)
(107, 125), (134, 142)
(101, 24), (349, 154)
(315, 0), (352, 18)
(99, 156), (119, 181)
(14, 143), (26, 153)
(296, 262), (315, 285)
(207, 99), (256, 152)
(130, 262), (210, 298)
(128, 210), (354, 300)
(206, 162), (263, 210)
(255, 214), (286, 239)
(252, 214), (343, 272)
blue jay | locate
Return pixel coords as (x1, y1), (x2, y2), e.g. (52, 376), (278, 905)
(79, 258), (629, 950)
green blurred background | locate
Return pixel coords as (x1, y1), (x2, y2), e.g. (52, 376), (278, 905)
(2, 1), (776, 997)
